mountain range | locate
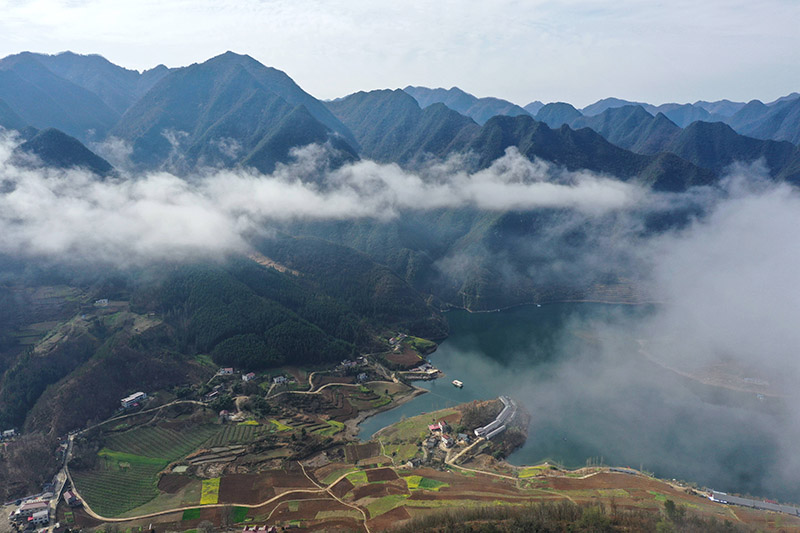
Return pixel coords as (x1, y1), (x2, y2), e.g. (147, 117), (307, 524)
(0, 50), (799, 314)
(1, 51), (798, 183)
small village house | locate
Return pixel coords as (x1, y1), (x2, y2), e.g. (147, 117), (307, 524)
(120, 391), (147, 409)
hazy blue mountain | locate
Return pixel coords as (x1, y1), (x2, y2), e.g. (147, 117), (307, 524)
(570, 105), (680, 153)
(330, 89), (712, 192)
(30, 51), (171, 114)
(0, 52), (119, 141)
(110, 52), (358, 171)
(403, 86), (530, 125)
(465, 115), (714, 192)
(0, 97), (27, 131)
(534, 102), (583, 128)
(583, 98), (748, 124)
(662, 121), (798, 177)
(725, 100), (769, 132)
(11, 127), (113, 175)
(581, 97), (648, 116)
(767, 92), (800, 106)
(523, 101), (545, 115)
(241, 104), (358, 174)
(693, 99), (746, 117)
(327, 89), (479, 164)
(728, 97), (800, 145)
(649, 103), (712, 128)
(567, 106), (799, 180)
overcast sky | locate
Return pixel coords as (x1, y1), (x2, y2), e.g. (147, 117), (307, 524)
(1, 0), (799, 107)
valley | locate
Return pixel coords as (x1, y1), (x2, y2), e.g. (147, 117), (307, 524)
(1, 47), (800, 532)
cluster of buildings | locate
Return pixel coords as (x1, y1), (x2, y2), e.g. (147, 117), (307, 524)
(474, 396), (516, 440)
(425, 420), (471, 452)
(1, 428), (16, 440)
(8, 489), (83, 529)
(337, 357), (367, 371)
(272, 375), (291, 385)
(9, 500), (50, 527)
(388, 333), (408, 346)
(405, 361), (440, 379)
(220, 368), (258, 382)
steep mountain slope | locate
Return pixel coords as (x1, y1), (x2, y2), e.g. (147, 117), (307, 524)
(31, 51), (171, 114)
(662, 121), (799, 176)
(0, 97), (26, 131)
(403, 86), (530, 125)
(11, 128), (114, 175)
(523, 101), (545, 115)
(570, 105), (681, 153)
(110, 52), (358, 171)
(327, 89), (479, 164)
(465, 115), (714, 191)
(534, 102), (583, 128)
(729, 97), (800, 145)
(650, 103), (712, 128)
(0, 53), (119, 141)
(568, 107), (799, 180)
(581, 97), (647, 116)
(693, 99), (746, 117)
(330, 89), (713, 191)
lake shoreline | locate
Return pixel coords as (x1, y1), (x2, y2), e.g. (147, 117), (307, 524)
(444, 298), (661, 315)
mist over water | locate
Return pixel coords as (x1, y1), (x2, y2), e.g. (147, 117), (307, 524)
(361, 303), (799, 503)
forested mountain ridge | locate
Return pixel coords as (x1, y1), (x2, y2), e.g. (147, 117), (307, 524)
(403, 85), (531, 125)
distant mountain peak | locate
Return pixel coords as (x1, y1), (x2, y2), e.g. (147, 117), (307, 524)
(403, 85), (530, 125)
(12, 127), (113, 175)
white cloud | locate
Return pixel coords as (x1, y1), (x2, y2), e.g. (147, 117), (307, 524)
(0, 138), (641, 265)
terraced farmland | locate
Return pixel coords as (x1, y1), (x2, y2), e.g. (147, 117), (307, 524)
(204, 423), (271, 447)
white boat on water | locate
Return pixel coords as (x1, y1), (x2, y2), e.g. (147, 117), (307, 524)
(452, 379), (463, 388)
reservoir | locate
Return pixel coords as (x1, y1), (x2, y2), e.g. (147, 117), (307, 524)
(359, 303), (798, 503)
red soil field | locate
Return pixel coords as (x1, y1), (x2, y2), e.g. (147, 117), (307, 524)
(306, 518), (366, 532)
(345, 442), (380, 462)
(366, 467), (398, 482)
(316, 375), (355, 386)
(219, 473), (275, 504)
(384, 347), (423, 368)
(368, 505), (411, 531)
(158, 473), (192, 493)
(329, 477), (354, 499)
(351, 481), (407, 500)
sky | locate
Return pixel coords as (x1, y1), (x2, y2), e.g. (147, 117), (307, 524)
(1, 0), (799, 107)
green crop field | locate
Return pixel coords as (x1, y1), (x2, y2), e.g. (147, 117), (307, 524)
(204, 424), (270, 446)
(73, 424), (219, 516)
(105, 425), (218, 461)
(232, 506), (249, 523)
(379, 408), (459, 442)
(404, 475), (448, 491)
(313, 420), (344, 437)
(71, 453), (167, 517)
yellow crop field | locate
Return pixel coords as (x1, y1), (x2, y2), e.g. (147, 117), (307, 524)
(200, 478), (220, 504)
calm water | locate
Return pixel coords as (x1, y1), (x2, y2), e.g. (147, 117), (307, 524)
(360, 303), (798, 503)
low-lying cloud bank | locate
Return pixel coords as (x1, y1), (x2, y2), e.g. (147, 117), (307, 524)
(5, 127), (800, 499)
(0, 135), (641, 264)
